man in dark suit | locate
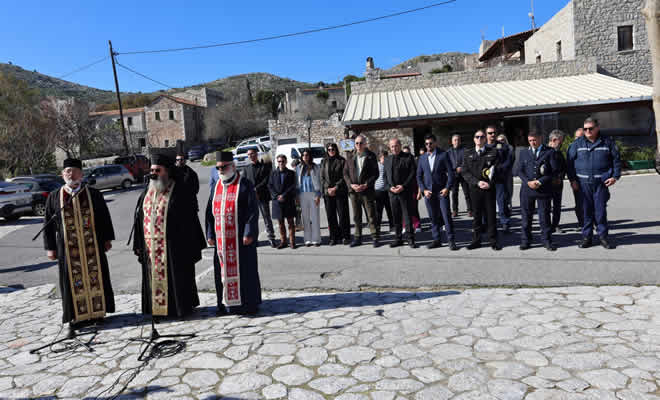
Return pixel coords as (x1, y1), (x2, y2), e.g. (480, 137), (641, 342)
(447, 134), (471, 218)
(517, 130), (560, 251)
(416, 134), (457, 250)
(343, 135), (380, 247)
(244, 148), (276, 247)
(547, 130), (566, 233)
(384, 138), (418, 248)
(461, 130), (501, 250)
(268, 155), (298, 249)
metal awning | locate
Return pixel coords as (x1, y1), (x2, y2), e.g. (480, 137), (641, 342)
(342, 73), (653, 126)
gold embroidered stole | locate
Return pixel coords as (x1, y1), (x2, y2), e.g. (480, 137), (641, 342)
(60, 187), (106, 322)
(142, 182), (175, 316)
(212, 174), (242, 307)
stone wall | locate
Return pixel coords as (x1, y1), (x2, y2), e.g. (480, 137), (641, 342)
(573, 0), (652, 85)
(525, 1), (576, 64)
(145, 97), (185, 148)
(350, 58), (598, 94)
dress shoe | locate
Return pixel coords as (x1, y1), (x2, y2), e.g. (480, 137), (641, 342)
(289, 242), (296, 249)
(426, 240), (442, 249)
(313, 242), (321, 247)
(329, 239), (337, 246)
(578, 238), (592, 248)
(372, 239), (381, 248)
(600, 238), (614, 249)
(390, 239), (403, 248)
(519, 243), (531, 250)
(408, 240), (417, 249)
(544, 242), (557, 251)
(350, 239), (362, 247)
(467, 241), (481, 250)
(448, 241), (458, 251)
(490, 242), (502, 251)
(451, 211), (458, 218)
(215, 306), (228, 316)
(550, 227), (556, 234)
(343, 238), (351, 245)
(269, 239), (277, 248)
(277, 241), (288, 250)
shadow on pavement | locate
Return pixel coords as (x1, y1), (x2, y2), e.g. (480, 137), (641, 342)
(82, 385), (171, 399)
(0, 261), (57, 274)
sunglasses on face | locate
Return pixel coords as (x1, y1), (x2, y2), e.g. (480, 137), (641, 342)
(486, 131), (496, 135)
(425, 142), (434, 146)
(175, 158), (184, 162)
(584, 127), (596, 131)
(277, 160), (286, 164)
(475, 135), (485, 139)
(216, 164), (233, 171)
(355, 142), (364, 145)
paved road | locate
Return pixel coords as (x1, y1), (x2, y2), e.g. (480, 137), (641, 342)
(4, 283), (660, 399)
(1, 164), (659, 292)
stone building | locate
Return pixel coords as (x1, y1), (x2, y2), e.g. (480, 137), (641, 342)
(342, 0), (655, 152)
(88, 107), (148, 153)
(144, 95), (204, 148)
(279, 85), (347, 119)
(525, 0), (652, 86)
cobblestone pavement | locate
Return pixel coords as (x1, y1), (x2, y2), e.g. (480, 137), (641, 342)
(3, 285), (660, 399)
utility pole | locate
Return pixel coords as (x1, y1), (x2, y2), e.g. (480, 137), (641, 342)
(109, 40), (130, 155)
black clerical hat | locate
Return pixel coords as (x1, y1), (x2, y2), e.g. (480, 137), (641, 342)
(63, 158), (83, 169)
(151, 153), (174, 168)
(216, 151), (234, 162)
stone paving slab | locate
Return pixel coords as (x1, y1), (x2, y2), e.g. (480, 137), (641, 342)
(2, 284), (660, 399)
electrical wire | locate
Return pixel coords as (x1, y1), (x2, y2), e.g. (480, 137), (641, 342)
(57, 56), (109, 80)
(116, 0), (457, 55)
(115, 61), (175, 89)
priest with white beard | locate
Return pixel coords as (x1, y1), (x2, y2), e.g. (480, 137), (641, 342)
(44, 158), (116, 334)
(205, 151), (262, 316)
(132, 153), (206, 318)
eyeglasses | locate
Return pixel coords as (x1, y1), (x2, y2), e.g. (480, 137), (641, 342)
(583, 127), (596, 131)
(355, 142), (364, 145)
(150, 168), (162, 173)
(175, 158), (184, 162)
(277, 160), (286, 164)
(424, 142), (434, 146)
(474, 135), (486, 139)
(486, 131), (496, 135)
(215, 164), (233, 171)
(327, 148), (335, 152)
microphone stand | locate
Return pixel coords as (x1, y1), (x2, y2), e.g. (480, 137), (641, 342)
(30, 180), (100, 354)
(130, 312), (196, 361)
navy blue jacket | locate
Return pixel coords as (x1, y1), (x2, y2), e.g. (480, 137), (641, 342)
(566, 135), (621, 183)
(416, 149), (455, 193)
(447, 146), (465, 170)
(517, 145), (558, 198)
(487, 142), (514, 183)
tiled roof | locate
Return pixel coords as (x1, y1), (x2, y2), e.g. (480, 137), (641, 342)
(342, 73), (652, 125)
(89, 107), (144, 117)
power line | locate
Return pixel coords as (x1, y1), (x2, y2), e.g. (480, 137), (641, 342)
(115, 61), (175, 89)
(57, 56), (109, 80)
(117, 0), (457, 55)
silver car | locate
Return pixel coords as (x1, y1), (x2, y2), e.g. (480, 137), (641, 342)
(84, 165), (135, 191)
(0, 181), (33, 221)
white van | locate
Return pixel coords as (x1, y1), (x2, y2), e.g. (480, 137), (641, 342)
(274, 143), (326, 170)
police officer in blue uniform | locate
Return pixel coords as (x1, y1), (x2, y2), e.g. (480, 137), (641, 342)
(566, 118), (621, 249)
(517, 131), (559, 251)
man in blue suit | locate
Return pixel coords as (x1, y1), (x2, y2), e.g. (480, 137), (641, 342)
(416, 134), (457, 250)
(517, 130), (559, 251)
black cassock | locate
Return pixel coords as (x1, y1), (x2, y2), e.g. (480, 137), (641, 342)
(43, 187), (115, 324)
(132, 179), (206, 317)
(205, 176), (262, 313)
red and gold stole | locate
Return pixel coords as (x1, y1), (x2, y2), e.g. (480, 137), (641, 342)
(142, 181), (175, 316)
(60, 187), (106, 322)
(212, 173), (242, 307)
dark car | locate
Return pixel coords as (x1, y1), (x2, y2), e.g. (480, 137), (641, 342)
(187, 145), (207, 162)
(114, 155), (150, 183)
(7, 177), (63, 216)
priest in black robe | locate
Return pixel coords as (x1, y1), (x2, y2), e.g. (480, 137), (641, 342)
(132, 153), (206, 318)
(44, 158), (116, 332)
(205, 151), (262, 316)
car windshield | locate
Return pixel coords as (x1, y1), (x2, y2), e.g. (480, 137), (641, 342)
(83, 169), (93, 177)
(236, 146), (258, 155)
(303, 147), (326, 159)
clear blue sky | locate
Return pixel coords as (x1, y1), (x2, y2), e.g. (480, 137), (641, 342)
(1, 0), (569, 93)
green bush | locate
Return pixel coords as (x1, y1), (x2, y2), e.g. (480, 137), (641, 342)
(615, 140), (655, 162)
(316, 91), (329, 101)
(430, 65), (453, 74)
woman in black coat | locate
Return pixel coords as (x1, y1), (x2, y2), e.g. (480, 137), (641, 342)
(268, 154), (297, 249)
(320, 143), (350, 245)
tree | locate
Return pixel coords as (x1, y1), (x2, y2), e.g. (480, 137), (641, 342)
(0, 72), (57, 175)
(42, 97), (99, 159)
(255, 90), (284, 118)
(642, 0), (660, 173)
(430, 65), (453, 74)
(203, 100), (267, 143)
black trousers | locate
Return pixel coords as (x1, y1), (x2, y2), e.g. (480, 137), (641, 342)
(469, 186), (497, 244)
(324, 193), (351, 241)
(389, 191), (414, 241)
(374, 190), (393, 229)
(521, 191), (552, 245)
(572, 187), (584, 228)
(551, 186), (563, 228)
(451, 175), (472, 213)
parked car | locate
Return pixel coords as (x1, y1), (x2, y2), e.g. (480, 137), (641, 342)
(83, 165), (135, 191)
(11, 174), (65, 185)
(274, 143), (326, 170)
(233, 144), (269, 169)
(7, 177), (62, 216)
(236, 136), (271, 150)
(0, 181), (33, 221)
(257, 135), (271, 149)
(114, 155), (150, 183)
(188, 145), (207, 161)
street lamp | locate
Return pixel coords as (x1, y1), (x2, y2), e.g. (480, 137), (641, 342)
(305, 115), (312, 151)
